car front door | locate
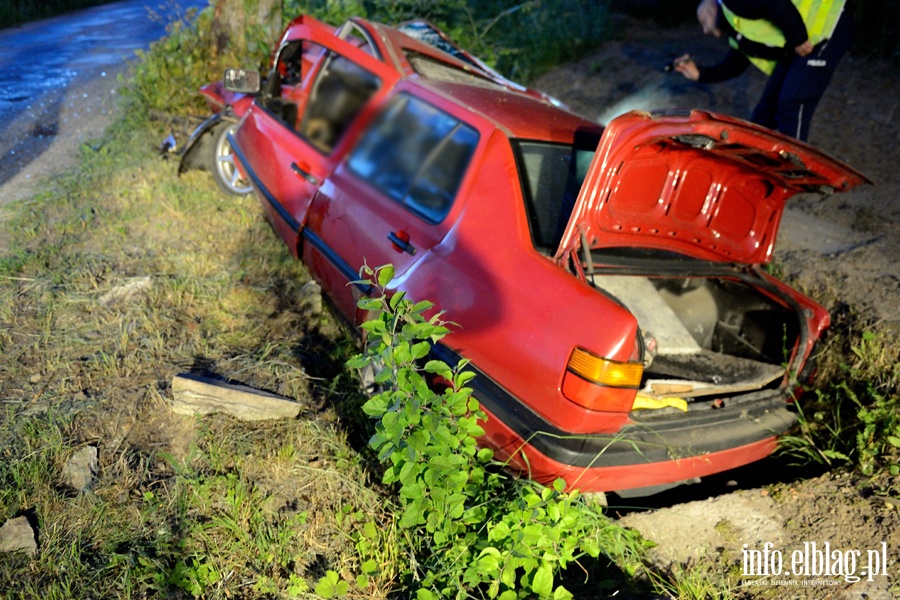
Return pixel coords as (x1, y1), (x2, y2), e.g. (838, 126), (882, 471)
(303, 90), (482, 322)
(232, 23), (399, 257)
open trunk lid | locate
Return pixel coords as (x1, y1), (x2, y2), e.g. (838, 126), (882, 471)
(555, 110), (869, 266)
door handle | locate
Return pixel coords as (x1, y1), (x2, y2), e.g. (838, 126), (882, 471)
(388, 231), (417, 255)
(290, 161), (318, 184)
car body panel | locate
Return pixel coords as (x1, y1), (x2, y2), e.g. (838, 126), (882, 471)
(199, 80), (254, 114)
(214, 15), (868, 495)
(382, 129), (642, 435)
(556, 110), (870, 266)
(177, 83), (255, 174)
(432, 341), (793, 495)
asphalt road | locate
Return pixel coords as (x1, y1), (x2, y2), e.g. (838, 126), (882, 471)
(0, 0), (206, 204)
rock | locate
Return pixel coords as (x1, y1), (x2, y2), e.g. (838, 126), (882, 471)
(62, 445), (99, 492)
(300, 280), (322, 315)
(0, 516), (37, 556)
(99, 276), (152, 305)
(171, 373), (301, 421)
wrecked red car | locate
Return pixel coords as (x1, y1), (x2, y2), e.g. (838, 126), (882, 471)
(178, 18), (561, 197)
(200, 15), (867, 497)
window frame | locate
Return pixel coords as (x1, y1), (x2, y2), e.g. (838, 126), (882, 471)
(345, 92), (481, 224)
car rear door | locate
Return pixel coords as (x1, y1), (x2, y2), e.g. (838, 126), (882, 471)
(303, 89), (481, 322)
(232, 22), (399, 257)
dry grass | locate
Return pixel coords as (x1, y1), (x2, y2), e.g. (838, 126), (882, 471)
(0, 123), (395, 598)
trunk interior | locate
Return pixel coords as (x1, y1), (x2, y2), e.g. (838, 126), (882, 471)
(592, 272), (801, 404)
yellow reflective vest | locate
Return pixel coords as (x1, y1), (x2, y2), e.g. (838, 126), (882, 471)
(720, 0), (846, 74)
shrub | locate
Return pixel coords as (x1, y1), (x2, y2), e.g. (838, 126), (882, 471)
(344, 264), (645, 599)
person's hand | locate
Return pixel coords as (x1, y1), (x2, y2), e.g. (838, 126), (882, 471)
(697, 0), (721, 37)
(673, 54), (700, 81)
(795, 40), (814, 56)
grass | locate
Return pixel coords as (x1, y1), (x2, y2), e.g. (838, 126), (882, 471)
(778, 323), (900, 483)
(647, 559), (736, 600)
(0, 115), (399, 596)
(0, 93), (648, 599)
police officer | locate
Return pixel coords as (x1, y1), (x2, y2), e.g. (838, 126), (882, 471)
(674, 0), (852, 141)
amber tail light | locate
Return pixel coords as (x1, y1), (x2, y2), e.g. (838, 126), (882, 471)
(562, 347), (643, 412)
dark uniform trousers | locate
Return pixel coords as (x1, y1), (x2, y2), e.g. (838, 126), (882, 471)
(751, 9), (854, 141)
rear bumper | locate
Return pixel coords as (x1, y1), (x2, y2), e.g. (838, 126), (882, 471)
(431, 344), (796, 495)
(482, 405), (784, 495)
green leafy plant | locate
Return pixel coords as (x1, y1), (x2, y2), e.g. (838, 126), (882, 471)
(779, 387), (851, 467)
(779, 329), (899, 476)
(847, 331), (900, 475)
(315, 570), (350, 598)
(344, 263), (645, 599)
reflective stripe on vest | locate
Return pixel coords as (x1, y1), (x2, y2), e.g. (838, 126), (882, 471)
(721, 0), (845, 74)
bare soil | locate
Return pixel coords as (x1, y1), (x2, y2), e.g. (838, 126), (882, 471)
(0, 12), (897, 599)
(0, 66), (125, 238)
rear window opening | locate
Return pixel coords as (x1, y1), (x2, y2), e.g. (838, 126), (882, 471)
(513, 131), (601, 251)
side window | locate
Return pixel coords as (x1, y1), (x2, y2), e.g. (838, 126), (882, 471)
(300, 50), (381, 153)
(347, 94), (479, 223)
(514, 132), (599, 250)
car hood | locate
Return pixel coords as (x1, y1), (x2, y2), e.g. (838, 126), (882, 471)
(556, 110), (869, 265)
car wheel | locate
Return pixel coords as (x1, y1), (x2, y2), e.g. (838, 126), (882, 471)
(208, 122), (252, 196)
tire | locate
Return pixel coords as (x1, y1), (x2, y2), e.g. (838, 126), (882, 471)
(207, 121), (252, 196)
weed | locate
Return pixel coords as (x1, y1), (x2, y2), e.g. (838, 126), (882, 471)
(779, 388), (851, 467)
(648, 559), (736, 600)
(342, 264), (647, 599)
(779, 327), (900, 476)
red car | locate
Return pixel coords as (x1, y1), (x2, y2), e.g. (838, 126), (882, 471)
(213, 15), (868, 497)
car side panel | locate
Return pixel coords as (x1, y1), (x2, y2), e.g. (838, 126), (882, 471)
(236, 108), (322, 254)
(302, 83), (479, 325)
(388, 129), (642, 435)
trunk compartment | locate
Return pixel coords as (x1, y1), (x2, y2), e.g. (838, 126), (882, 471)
(593, 271), (800, 403)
